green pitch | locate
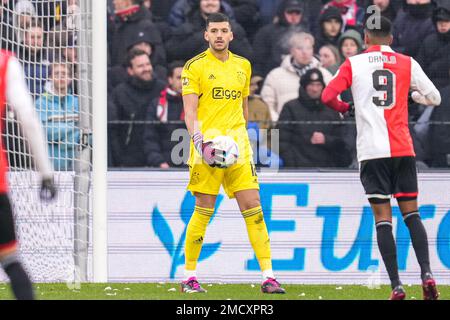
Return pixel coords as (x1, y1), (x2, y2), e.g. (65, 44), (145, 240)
(0, 283), (449, 300)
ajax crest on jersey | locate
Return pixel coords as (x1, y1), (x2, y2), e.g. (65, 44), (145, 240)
(211, 135), (239, 168)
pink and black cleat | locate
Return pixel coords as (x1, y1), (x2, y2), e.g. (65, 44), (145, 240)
(180, 277), (207, 293)
(389, 285), (406, 300)
(261, 278), (286, 294)
(422, 273), (439, 300)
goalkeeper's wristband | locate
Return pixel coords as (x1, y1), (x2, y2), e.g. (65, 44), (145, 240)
(192, 131), (204, 155)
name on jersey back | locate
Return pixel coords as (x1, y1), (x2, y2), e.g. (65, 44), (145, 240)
(368, 55), (397, 64)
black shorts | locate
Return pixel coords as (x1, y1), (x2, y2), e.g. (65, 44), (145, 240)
(360, 156), (418, 200)
(0, 193), (17, 249)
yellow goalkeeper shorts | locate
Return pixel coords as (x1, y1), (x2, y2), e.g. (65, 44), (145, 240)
(187, 160), (259, 199)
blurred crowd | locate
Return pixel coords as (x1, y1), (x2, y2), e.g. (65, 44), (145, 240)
(1, 0), (450, 170)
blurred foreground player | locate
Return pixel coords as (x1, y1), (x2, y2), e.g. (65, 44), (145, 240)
(322, 17), (441, 300)
(181, 13), (285, 294)
(0, 50), (56, 300)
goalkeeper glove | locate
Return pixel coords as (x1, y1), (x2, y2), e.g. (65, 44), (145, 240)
(40, 175), (57, 201)
(192, 132), (224, 167)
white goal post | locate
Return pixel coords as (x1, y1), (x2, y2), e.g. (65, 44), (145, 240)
(0, 0), (108, 283)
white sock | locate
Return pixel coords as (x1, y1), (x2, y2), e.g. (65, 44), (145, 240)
(262, 269), (275, 280)
(184, 269), (197, 281)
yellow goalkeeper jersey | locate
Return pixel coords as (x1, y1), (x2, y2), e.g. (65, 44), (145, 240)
(182, 48), (253, 165)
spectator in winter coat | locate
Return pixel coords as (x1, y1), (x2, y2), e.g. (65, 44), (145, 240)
(19, 21), (51, 96)
(321, 0), (365, 32)
(12, 0), (37, 45)
(261, 32), (332, 121)
(314, 6), (343, 53)
(392, 0), (434, 59)
(109, 0), (166, 67)
(226, 0), (260, 40)
(36, 61), (80, 171)
(143, 61), (188, 168)
(416, 0), (450, 89)
(338, 28), (363, 59)
(369, 0), (398, 22)
(168, 0), (235, 27)
(252, 0), (309, 77)
(109, 49), (165, 167)
(278, 68), (350, 167)
(165, 0), (252, 62)
(108, 29), (168, 91)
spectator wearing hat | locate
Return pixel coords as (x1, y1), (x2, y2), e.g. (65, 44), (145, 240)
(108, 49), (165, 167)
(165, 0), (252, 62)
(252, 0), (309, 77)
(109, 0), (166, 67)
(261, 32), (332, 122)
(277, 68), (350, 167)
(321, 0), (365, 32)
(338, 28), (363, 60)
(392, 0), (434, 59)
(416, 0), (450, 89)
(12, 0), (37, 45)
(314, 6), (343, 53)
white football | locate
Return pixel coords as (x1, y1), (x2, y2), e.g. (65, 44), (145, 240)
(211, 135), (239, 168)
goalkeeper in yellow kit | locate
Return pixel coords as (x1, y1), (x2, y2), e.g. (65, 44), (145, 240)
(180, 12), (285, 294)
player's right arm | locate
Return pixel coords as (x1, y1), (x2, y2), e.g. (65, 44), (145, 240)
(181, 61), (217, 166)
(6, 56), (56, 200)
(321, 58), (353, 113)
(183, 93), (199, 137)
(410, 58), (441, 107)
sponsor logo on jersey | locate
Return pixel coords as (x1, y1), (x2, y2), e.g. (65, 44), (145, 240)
(208, 74), (216, 80)
(212, 87), (242, 100)
(182, 77), (189, 87)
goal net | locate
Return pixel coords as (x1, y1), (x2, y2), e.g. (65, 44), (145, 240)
(0, 0), (94, 283)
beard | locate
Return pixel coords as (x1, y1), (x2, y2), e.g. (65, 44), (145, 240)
(211, 43), (228, 52)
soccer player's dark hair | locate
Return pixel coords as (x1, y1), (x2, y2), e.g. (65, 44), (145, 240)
(365, 16), (392, 38)
(168, 60), (185, 77)
(206, 12), (231, 30)
(126, 48), (150, 68)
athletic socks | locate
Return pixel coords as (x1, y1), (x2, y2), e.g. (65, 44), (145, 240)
(242, 206), (272, 273)
(184, 206), (214, 272)
(403, 211), (432, 280)
(376, 221), (401, 289)
(0, 254), (34, 300)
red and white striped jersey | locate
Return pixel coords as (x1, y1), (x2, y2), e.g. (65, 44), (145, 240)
(0, 50), (52, 193)
(326, 45), (437, 162)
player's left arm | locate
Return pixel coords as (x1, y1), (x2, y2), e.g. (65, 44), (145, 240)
(6, 57), (56, 200)
(321, 58), (353, 113)
(243, 60), (251, 127)
(242, 96), (249, 127)
(6, 57), (53, 178)
(410, 58), (441, 107)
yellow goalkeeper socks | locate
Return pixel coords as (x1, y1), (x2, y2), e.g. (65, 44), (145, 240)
(242, 206), (272, 272)
(184, 206), (214, 272)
